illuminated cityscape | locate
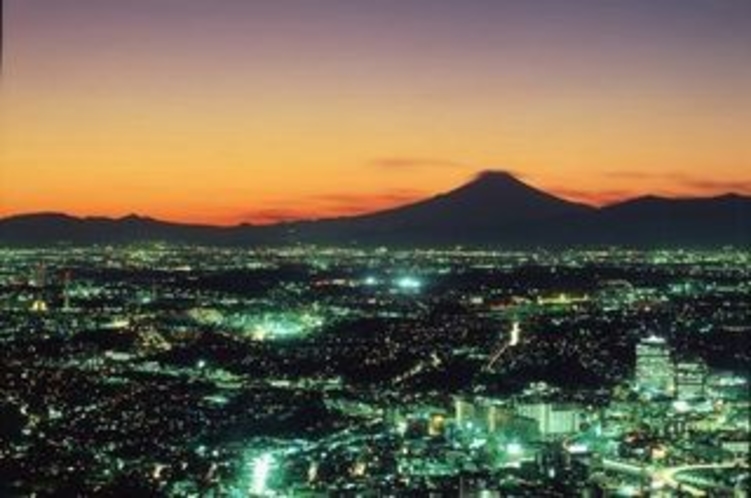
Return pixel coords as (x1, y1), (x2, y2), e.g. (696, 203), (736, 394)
(0, 246), (748, 496)
(1, 0), (750, 496)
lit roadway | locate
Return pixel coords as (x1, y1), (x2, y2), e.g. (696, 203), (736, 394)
(601, 458), (748, 497)
(653, 461), (747, 497)
(484, 320), (520, 372)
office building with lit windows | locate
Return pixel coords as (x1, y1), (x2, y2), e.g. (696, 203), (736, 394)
(635, 336), (674, 394)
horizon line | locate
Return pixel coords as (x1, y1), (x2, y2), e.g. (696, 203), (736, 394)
(1, 174), (747, 228)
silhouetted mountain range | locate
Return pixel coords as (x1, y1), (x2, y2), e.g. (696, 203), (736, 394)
(1, 171), (749, 248)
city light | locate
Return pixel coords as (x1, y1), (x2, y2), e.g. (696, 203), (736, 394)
(0, 246), (747, 496)
(510, 321), (521, 346)
(2, 0), (750, 491)
(567, 443), (589, 454)
(232, 312), (324, 341)
(617, 485), (639, 496)
(251, 321), (304, 341)
(672, 400), (691, 413)
(251, 453), (274, 496)
(395, 276), (422, 291)
(506, 443), (523, 456)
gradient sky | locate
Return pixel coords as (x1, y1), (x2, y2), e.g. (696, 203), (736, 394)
(2, 0), (750, 224)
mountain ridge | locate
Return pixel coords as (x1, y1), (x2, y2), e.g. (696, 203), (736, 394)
(1, 172), (749, 248)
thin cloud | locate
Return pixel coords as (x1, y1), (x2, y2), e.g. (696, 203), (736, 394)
(680, 178), (751, 194)
(605, 170), (691, 180)
(370, 157), (467, 170)
(241, 190), (423, 224)
(605, 170), (751, 195)
(249, 208), (312, 225)
(314, 191), (422, 209)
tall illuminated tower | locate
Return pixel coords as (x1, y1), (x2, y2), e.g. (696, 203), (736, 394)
(635, 336), (673, 394)
(510, 320), (521, 346)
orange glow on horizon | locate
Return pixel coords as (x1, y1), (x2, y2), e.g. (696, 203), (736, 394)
(1, 1), (749, 225)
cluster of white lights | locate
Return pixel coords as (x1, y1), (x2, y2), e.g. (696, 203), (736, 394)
(506, 442), (523, 456)
(251, 453), (274, 496)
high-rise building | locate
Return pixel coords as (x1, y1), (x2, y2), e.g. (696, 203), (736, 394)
(515, 403), (582, 436)
(510, 320), (521, 346)
(454, 397), (513, 434)
(675, 360), (707, 400)
(455, 397), (477, 428)
(635, 336), (673, 394)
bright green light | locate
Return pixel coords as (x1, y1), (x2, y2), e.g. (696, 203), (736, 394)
(231, 311), (324, 341)
(396, 276), (422, 290)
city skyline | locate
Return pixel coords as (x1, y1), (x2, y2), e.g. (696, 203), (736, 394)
(2, 0), (750, 224)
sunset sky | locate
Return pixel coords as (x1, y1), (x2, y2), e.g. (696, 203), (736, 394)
(1, 0), (750, 225)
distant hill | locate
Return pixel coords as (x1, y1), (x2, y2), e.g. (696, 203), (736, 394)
(0, 213), (263, 246)
(277, 170), (594, 245)
(1, 172), (749, 248)
(567, 194), (751, 247)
